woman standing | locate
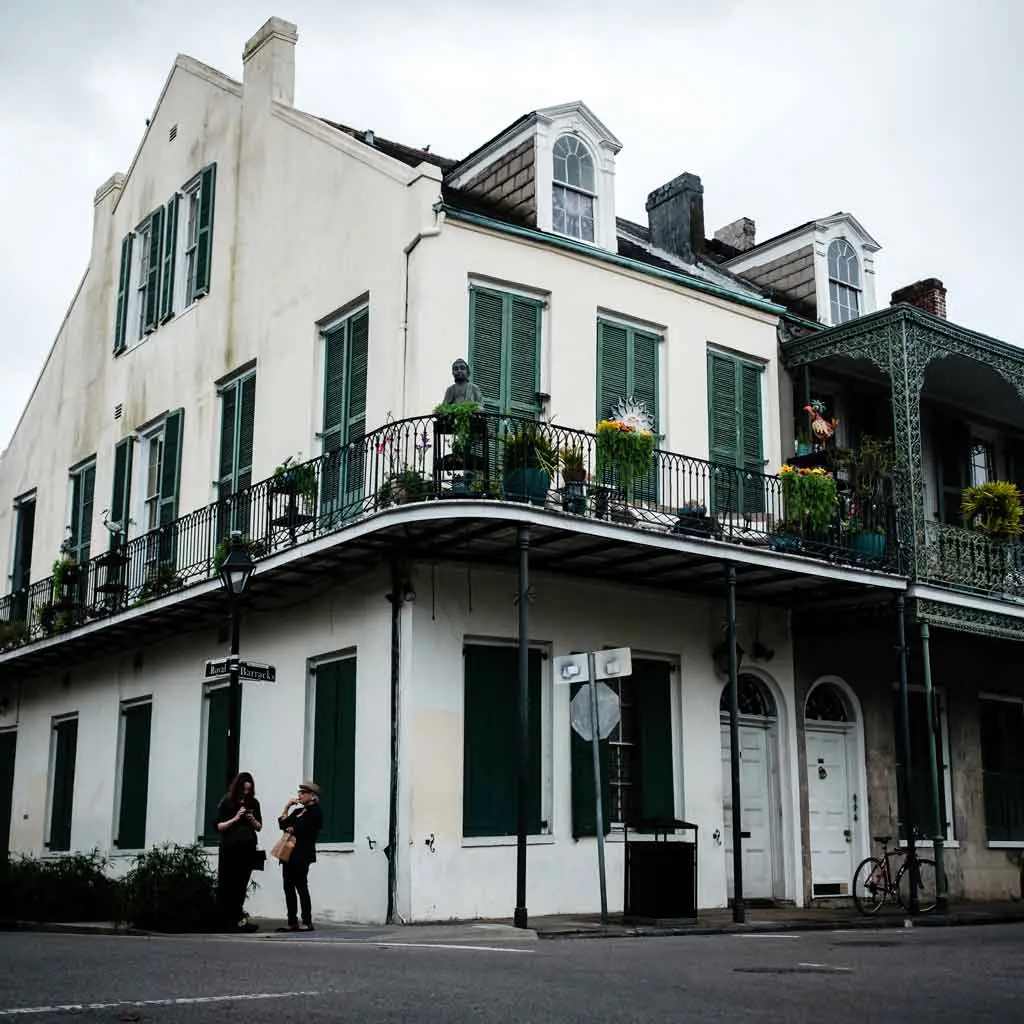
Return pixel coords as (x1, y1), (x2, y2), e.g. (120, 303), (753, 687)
(216, 771), (262, 931)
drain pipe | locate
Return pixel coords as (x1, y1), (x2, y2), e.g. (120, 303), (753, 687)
(385, 561), (412, 924)
(401, 207), (443, 415)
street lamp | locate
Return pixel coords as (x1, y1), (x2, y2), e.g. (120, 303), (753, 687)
(218, 531), (255, 783)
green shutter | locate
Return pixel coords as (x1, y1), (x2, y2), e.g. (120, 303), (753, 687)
(202, 688), (230, 843)
(633, 661), (674, 823)
(218, 386), (237, 494)
(632, 332), (660, 430)
(596, 321), (628, 422)
(468, 288), (504, 411)
(71, 465), (96, 564)
(345, 311), (369, 506)
(894, 690), (947, 841)
(0, 730), (16, 858)
(160, 195), (179, 322)
(507, 296), (541, 416)
(312, 659), (357, 843)
(237, 376), (256, 493)
(463, 645), (542, 837)
(194, 163), (216, 298)
(158, 410), (184, 565)
(49, 718), (78, 852)
(321, 327), (346, 517)
(143, 208), (163, 333)
(708, 353), (738, 467)
(110, 438), (134, 548)
(116, 703), (152, 849)
(114, 234), (133, 354)
(11, 500), (35, 600)
(740, 362), (764, 513)
(570, 681), (611, 838)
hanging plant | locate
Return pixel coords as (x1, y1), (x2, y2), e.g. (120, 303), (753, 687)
(779, 464), (837, 535)
(595, 398), (656, 492)
(961, 481), (1022, 538)
(434, 402), (481, 459)
(272, 455), (318, 506)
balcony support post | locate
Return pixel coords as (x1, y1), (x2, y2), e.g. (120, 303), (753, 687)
(920, 620), (948, 911)
(895, 594), (919, 914)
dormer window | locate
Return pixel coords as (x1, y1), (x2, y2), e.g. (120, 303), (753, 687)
(828, 238), (861, 324)
(552, 135), (596, 242)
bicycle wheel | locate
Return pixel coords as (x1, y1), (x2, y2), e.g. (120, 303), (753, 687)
(896, 857), (938, 913)
(852, 856), (887, 915)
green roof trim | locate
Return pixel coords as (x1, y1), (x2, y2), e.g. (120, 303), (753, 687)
(441, 204), (789, 318)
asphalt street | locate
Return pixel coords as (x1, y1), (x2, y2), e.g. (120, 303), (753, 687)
(0, 922), (1021, 1022)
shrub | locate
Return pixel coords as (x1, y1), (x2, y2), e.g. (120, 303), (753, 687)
(121, 842), (217, 932)
(961, 481), (1022, 538)
(0, 849), (120, 923)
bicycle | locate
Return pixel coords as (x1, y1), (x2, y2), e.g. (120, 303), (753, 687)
(852, 835), (937, 915)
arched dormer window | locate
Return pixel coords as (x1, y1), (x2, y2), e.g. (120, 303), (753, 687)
(552, 135), (596, 242)
(827, 238), (861, 324)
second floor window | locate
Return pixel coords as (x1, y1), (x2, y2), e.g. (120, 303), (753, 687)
(68, 460), (96, 565)
(552, 135), (596, 243)
(827, 238), (861, 325)
(217, 372), (256, 541)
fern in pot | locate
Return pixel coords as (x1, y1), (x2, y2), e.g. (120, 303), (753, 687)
(502, 426), (557, 505)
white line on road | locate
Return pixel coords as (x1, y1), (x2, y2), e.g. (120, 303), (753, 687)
(732, 933), (802, 939)
(798, 962), (853, 972)
(0, 990), (320, 1017)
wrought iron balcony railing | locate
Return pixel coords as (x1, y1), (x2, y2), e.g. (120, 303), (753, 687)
(0, 412), (898, 653)
(920, 521), (1024, 599)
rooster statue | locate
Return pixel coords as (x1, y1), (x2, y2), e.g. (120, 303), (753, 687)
(803, 401), (838, 446)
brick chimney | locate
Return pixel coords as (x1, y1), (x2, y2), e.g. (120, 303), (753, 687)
(891, 278), (947, 319)
(714, 217), (756, 252)
(243, 17), (298, 106)
(646, 172), (704, 262)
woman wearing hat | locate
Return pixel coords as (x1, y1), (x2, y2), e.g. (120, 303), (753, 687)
(277, 780), (324, 931)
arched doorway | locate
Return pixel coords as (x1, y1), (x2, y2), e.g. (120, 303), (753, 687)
(804, 679), (862, 897)
(720, 673), (783, 901)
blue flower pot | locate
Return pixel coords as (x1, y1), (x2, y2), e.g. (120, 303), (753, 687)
(851, 531), (886, 561)
(504, 468), (550, 506)
(770, 533), (803, 553)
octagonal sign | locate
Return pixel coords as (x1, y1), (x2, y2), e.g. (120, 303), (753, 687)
(570, 681), (620, 742)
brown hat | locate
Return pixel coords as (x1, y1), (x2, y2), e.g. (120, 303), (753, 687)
(298, 780), (321, 797)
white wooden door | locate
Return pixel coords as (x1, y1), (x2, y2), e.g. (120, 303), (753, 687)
(806, 727), (854, 896)
(721, 723), (775, 900)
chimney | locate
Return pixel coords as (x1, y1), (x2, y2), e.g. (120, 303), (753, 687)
(714, 217), (756, 253)
(645, 172), (704, 262)
(92, 172), (125, 261)
(891, 278), (947, 319)
(242, 17), (298, 106)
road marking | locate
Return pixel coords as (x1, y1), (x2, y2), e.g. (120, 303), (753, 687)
(798, 962), (853, 972)
(733, 933), (802, 939)
(361, 941), (533, 953)
(0, 990), (320, 1017)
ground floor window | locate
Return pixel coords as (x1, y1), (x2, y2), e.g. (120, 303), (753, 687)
(979, 696), (1024, 843)
(892, 689), (953, 842)
(115, 700), (152, 850)
(463, 643), (543, 838)
(200, 686), (231, 843)
(309, 656), (357, 843)
(0, 729), (16, 858)
(48, 716), (78, 852)
(571, 658), (674, 836)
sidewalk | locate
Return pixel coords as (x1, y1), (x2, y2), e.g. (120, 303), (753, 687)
(6, 900), (1024, 941)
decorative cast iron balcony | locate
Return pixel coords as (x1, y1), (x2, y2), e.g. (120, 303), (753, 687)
(920, 521), (1024, 600)
(0, 412), (898, 653)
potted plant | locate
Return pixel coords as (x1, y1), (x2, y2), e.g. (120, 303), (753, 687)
(961, 481), (1023, 538)
(595, 403), (656, 494)
(560, 444), (587, 513)
(378, 468), (430, 508)
(272, 455), (318, 509)
(673, 500), (717, 538)
(137, 564), (184, 602)
(434, 402), (484, 467)
(51, 555), (80, 607)
(0, 619), (29, 651)
(773, 464), (838, 549)
(502, 426), (556, 505)
(841, 435), (894, 560)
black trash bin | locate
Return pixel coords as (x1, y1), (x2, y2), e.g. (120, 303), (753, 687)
(624, 818), (698, 920)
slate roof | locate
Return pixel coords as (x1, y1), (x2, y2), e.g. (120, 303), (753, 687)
(319, 118), (458, 171)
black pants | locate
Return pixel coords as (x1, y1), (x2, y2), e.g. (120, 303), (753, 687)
(217, 843), (254, 928)
(282, 859), (312, 926)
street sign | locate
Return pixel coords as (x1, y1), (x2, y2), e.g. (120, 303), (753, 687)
(238, 661), (276, 683)
(593, 647), (632, 680)
(553, 653), (590, 685)
(570, 681), (620, 741)
(204, 657), (232, 679)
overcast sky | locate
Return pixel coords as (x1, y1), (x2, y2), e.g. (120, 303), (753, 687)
(2, 0), (1021, 449)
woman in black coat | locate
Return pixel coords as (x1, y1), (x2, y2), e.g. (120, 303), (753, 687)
(216, 771), (262, 931)
(277, 780), (324, 931)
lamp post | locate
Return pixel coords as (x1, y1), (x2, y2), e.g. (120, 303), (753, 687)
(218, 531), (255, 784)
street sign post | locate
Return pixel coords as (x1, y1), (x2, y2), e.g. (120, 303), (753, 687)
(204, 657), (233, 679)
(204, 657), (275, 683)
(553, 647), (633, 924)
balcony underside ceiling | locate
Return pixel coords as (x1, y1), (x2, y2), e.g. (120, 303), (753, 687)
(0, 504), (905, 680)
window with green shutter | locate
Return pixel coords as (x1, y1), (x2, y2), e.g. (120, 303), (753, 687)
(10, 495), (35, 620)
(468, 287), (542, 418)
(190, 163), (216, 302)
(48, 717), (78, 852)
(311, 658), (357, 843)
(980, 698), (1024, 842)
(68, 461), (96, 565)
(320, 308), (368, 524)
(707, 350), (764, 514)
(156, 410), (184, 565)
(596, 319), (661, 501)
(0, 729), (16, 858)
(217, 374), (256, 543)
(571, 659), (674, 836)
(159, 194), (179, 323)
(201, 686), (232, 844)
(463, 644), (543, 838)
(893, 689), (952, 842)
(116, 701), (152, 850)
(137, 207), (164, 339)
(109, 438), (135, 551)
(114, 233), (133, 355)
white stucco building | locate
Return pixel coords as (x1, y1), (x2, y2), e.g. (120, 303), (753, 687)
(0, 17), (914, 924)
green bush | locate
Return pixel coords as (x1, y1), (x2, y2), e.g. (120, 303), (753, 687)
(0, 849), (120, 923)
(121, 842), (217, 932)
